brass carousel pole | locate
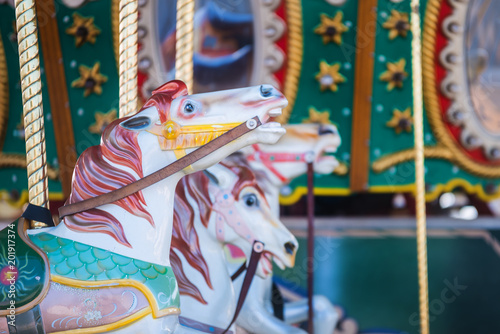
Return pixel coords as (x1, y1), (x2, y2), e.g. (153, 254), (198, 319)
(175, 0), (195, 93)
(15, 0), (49, 228)
(411, 0), (430, 333)
(118, 0), (139, 118)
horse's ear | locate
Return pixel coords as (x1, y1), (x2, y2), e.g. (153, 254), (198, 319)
(152, 80), (188, 99)
(203, 170), (219, 186)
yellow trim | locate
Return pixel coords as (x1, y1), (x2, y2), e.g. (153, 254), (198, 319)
(422, 0), (500, 178)
(372, 145), (452, 173)
(369, 178), (500, 202)
(53, 307), (152, 333)
(280, 186), (351, 205)
(275, 0), (303, 124)
(51, 276), (181, 319)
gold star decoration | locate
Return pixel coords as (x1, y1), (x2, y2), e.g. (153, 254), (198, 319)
(303, 107), (332, 124)
(71, 62), (108, 97)
(379, 59), (408, 91)
(66, 13), (101, 47)
(315, 61), (346, 92)
(386, 107), (413, 134)
(89, 109), (117, 134)
(382, 10), (410, 40)
(314, 12), (349, 45)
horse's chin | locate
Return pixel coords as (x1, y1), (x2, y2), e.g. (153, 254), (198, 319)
(252, 123), (286, 145)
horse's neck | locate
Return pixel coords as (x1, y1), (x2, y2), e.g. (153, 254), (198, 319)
(33, 152), (183, 267)
(180, 217), (236, 327)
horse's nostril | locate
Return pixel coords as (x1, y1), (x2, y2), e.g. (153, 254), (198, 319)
(260, 85), (273, 97)
(284, 242), (296, 255)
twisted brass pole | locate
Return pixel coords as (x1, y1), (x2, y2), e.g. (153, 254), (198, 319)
(15, 0), (49, 228)
(411, 1), (430, 333)
(118, 0), (138, 118)
(175, 0), (195, 93)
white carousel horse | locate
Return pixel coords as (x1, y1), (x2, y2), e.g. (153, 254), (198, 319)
(1, 81), (288, 333)
(170, 156), (298, 333)
(232, 123), (342, 334)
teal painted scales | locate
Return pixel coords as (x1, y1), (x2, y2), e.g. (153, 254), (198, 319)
(29, 232), (180, 314)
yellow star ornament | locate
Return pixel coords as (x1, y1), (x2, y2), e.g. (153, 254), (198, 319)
(66, 13), (101, 47)
(382, 10), (410, 40)
(315, 61), (346, 92)
(386, 108), (413, 134)
(314, 12), (349, 45)
(303, 107), (332, 125)
(379, 59), (408, 91)
(71, 62), (108, 97)
(89, 109), (117, 134)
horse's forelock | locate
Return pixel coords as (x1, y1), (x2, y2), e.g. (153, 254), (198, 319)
(64, 120), (153, 247)
(143, 80), (189, 123)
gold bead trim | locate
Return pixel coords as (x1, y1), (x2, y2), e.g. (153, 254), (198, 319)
(422, 0), (500, 178)
(275, 0), (303, 124)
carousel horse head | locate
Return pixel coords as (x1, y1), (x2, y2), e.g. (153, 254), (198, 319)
(65, 80), (287, 248)
(171, 156), (298, 304)
(243, 123), (342, 185)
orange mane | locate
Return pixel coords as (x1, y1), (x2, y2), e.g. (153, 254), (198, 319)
(64, 80), (188, 247)
(171, 156), (266, 304)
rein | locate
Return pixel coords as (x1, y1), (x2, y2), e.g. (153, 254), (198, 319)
(247, 144), (307, 183)
(180, 241), (264, 334)
(59, 117), (261, 219)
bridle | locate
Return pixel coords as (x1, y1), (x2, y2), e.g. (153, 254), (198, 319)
(59, 117), (261, 219)
(246, 144), (308, 183)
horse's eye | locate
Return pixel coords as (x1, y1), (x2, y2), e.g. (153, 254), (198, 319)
(184, 102), (195, 113)
(120, 116), (151, 130)
(244, 194), (258, 207)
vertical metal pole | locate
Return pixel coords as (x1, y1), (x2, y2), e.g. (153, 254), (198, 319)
(175, 0), (195, 93)
(15, 0), (49, 228)
(410, 1), (430, 333)
(118, 0), (138, 118)
(306, 159), (315, 333)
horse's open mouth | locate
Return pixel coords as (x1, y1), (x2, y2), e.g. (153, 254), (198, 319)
(260, 121), (283, 131)
(260, 250), (291, 276)
(317, 145), (340, 163)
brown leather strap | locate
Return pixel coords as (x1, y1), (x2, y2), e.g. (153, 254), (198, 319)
(230, 262), (247, 281)
(59, 117), (261, 219)
(307, 162), (315, 334)
(223, 241), (264, 334)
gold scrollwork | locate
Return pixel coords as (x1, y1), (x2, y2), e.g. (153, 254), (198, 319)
(422, 0), (500, 178)
(276, 0), (303, 124)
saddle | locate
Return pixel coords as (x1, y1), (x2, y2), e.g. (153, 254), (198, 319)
(0, 205), (51, 317)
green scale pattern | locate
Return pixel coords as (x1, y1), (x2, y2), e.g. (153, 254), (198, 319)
(29, 233), (180, 310)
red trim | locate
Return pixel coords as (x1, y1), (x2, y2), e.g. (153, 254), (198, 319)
(434, 0), (500, 165)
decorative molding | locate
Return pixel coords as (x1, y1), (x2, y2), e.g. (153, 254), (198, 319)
(132, 0), (285, 98)
(275, 0), (303, 124)
(350, 0), (377, 192)
(422, 0), (500, 177)
(37, 0), (77, 197)
(371, 145), (453, 173)
(438, 0), (500, 160)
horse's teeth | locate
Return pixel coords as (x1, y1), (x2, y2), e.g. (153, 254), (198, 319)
(268, 108), (282, 117)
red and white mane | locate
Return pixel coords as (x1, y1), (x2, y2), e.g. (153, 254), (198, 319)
(170, 157), (266, 304)
(64, 81), (188, 247)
